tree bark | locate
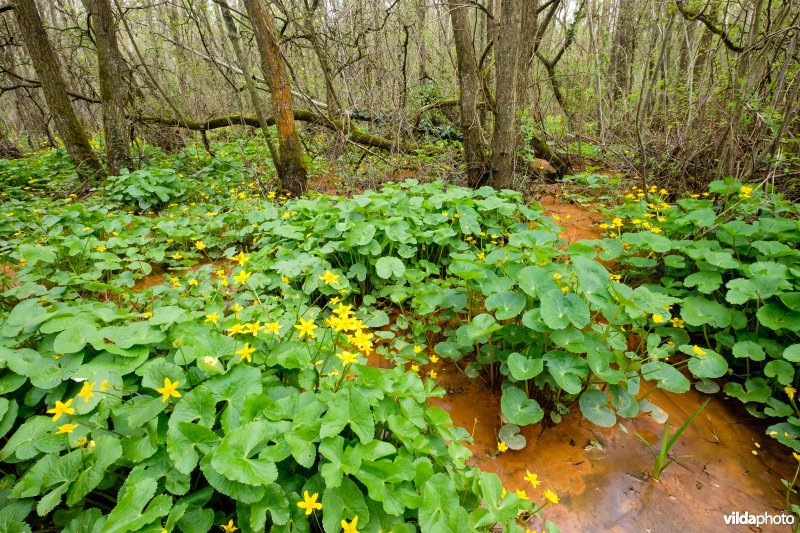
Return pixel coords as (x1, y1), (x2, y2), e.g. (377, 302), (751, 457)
(448, 1), (488, 187)
(491, 0), (524, 188)
(15, 0), (104, 179)
(218, 0), (280, 165)
(84, 0), (131, 175)
(242, 0), (307, 196)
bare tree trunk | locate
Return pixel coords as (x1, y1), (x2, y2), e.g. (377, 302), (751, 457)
(84, 0), (131, 175)
(609, 0), (637, 99)
(218, 0), (280, 165)
(491, 0), (523, 188)
(15, 0), (104, 179)
(448, 0), (487, 187)
(242, 0), (308, 196)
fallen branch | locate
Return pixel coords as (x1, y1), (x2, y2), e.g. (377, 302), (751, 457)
(139, 109), (414, 152)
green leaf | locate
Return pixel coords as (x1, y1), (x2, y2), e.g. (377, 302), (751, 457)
(53, 321), (97, 354)
(725, 278), (760, 305)
(579, 388), (616, 427)
(321, 477), (370, 533)
(765, 360), (795, 385)
(724, 378), (770, 404)
(507, 353), (544, 381)
(783, 344), (800, 363)
(539, 289), (590, 330)
(465, 313), (501, 341)
(500, 387), (543, 426)
(375, 256), (406, 279)
(641, 361), (690, 393)
(679, 345), (728, 378)
(485, 291), (526, 320)
(320, 389), (375, 444)
(684, 271), (722, 294)
(418, 474), (460, 532)
(732, 341), (765, 362)
(211, 421), (278, 486)
(680, 296), (731, 328)
(543, 351), (588, 394)
(757, 303), (800, 331)
(167, 386), (217, 474)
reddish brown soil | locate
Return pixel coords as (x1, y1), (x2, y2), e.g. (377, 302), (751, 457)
(539, 195), (603, 243)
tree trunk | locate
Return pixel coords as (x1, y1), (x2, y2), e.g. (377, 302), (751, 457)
(84, 0), (131, 175)
(609, 0), (637, 99)
(15, 0), (104, 179)
(448, 1), (488, 187)
(242, 0), (308, 196)
(491, 0), (524, 188)
(218, 0), (280, 165)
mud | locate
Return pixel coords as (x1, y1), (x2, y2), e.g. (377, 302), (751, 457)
(428, 358), (797, 532)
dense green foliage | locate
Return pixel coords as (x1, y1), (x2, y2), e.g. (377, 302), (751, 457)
(1, 144), (798, 531)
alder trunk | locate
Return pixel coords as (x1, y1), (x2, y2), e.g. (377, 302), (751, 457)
(84, 0), (131, 175)
(15, 0), (104, 180)
(243, 0), (308, 196)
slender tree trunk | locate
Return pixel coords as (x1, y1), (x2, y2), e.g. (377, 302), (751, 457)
(491, 0), (523, 188)
(242, 0), (308, 196)
(15, 0), (104, 179)
(448, 1), (487, 187)
(84, 0), (131, 175)
(218, 0), (280, 166)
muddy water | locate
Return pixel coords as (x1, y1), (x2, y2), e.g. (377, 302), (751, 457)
(428, 361), (797, 532)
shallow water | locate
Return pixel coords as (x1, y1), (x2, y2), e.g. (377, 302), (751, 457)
(428, 359), (797, 532)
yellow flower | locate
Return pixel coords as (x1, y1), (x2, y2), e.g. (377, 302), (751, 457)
(524, 470), (539, 488)
(47, 399), (75, 421)
(56, 423), (78, 435)
(341, 515), (359, 533)
(334, 303), (353, 317)
(281, 276), (289, 284)
(295, 318), (317, 339)
(429, 370), (438, 379)
(188, 279), (199, 287)
(100, 380), (109, 391)
(228, 323), (245, 336)
(786, 386), (796, 401)
(75, 436), (89, 447)
(560, 286), (570, 293)
(96, 245), (107, 252)
(515, 489), (528, 500)
(740, 186), (753, 195)
(670, 317), (684, 328)
(553, 273), (562, 280)
(413, 345), (423, 354)
(477, 252), (485, 260)
(244, 321), (262, 336)
(172, 252), (183, 260)
(232, 251), (250, 266)
(652, 314), (664, 323)
(205, 313), (220, 324)
(430, 355), (440, 363)
(543, 488), (559, 504)
(236, 343), (255, 362)
(233, 270), (251, 285)
(297, 491), (322, 515)
(319, 270), (340, 285)
(410, 364), (419, 372)
(692, 345), (707, 356)
(155, 378), (181, 403)
(337, 351), (358, 366)
(264, 322), (281, 336)
(794, 452), (800, 462)
(194, 240), (206, 251)
(221, 519), (238, 532)
(77, 381), (96, 404)
(498, 441), (508, 453)
(203, 356), (219, 366)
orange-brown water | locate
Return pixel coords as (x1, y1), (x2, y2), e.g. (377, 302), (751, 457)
(428, 359), (796, 532)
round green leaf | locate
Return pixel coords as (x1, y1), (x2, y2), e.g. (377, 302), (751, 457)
(485, 291), (526, 320)
(500, 387), (543, 426)
(579, 388), (616, 427)
(375, 256), (406, 279)
(507, 353), (543, 381)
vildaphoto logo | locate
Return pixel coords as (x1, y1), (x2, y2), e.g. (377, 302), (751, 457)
(723, 511), (795, 526)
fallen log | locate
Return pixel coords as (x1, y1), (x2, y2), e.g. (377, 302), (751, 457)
(138, 109), (414, 152)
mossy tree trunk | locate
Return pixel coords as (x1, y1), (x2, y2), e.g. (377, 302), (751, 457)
(242, 0), (308, 196)
(84, 0), (131, 175)
(15, 0), (104, 180)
